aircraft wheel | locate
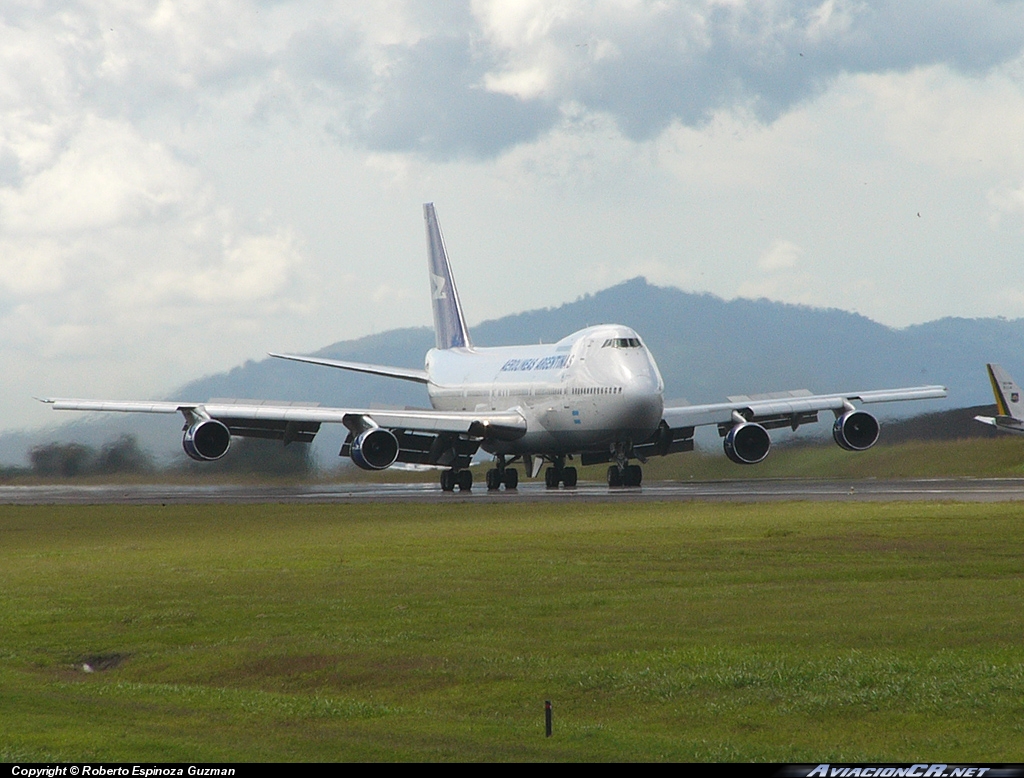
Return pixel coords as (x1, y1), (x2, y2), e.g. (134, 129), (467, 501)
(504, 468), (519, 489)
(607, 466), (622, 488)
(486, 468), (502, 491)
(545, 466), (560, 489)
(457, 470), (473, 491)
(562, 466), (578, 488)
(624, 464), (642, 487)
(440, 471), (455, 492)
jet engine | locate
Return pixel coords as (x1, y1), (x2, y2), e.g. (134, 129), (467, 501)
(183, 419), (231, 461)
(350, 427), (400, 470)
(832, 409), (879, 451)
(724, 422), (771, 465)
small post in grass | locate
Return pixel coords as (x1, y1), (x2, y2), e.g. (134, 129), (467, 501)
(545, 700), (552, 737)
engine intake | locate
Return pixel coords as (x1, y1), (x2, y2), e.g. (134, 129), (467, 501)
(183, 419), (231, 461)
(350, 428), (399, 470)
(833, 409), (879, 451)
(724, 422), (771, 465)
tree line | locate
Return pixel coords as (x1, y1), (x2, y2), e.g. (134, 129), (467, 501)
(23, 435), (315, 478)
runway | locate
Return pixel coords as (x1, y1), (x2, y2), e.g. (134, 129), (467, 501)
(4, 478), (1024, 504)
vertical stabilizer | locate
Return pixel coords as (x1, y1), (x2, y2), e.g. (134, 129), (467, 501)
(424, 203), (472, 350)
(987, 363), (1024, 420)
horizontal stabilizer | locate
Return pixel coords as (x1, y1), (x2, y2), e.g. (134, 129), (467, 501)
(974, 413), (1024, 434)
(269, 353), (429, 384)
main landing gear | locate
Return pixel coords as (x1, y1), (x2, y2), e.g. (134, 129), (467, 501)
(484, 456), (519, 491)
(442, 455), (641, 491)
(544, 462), (578, 489)
(485, 466), (519, 491)
(440, 469), (473, 492)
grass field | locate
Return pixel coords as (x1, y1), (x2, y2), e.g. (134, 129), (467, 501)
(2, 500), (1024, 761)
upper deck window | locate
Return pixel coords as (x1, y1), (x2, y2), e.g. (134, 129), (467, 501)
(602, 337), (641, 348)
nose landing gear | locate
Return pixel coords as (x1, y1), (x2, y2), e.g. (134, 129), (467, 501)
(607, 464), (642, 488)
(607, 443), (642, 487)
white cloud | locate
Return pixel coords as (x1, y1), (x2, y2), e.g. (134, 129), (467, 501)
(849, 64), (1024, 175)
(758, 239), (803, 271)
(0, 116), (197, 235)
(735, 239), (814, 303)
(0, 237), (67, 296)
(988, 183), (1024, 226)
(111, 225), (305, 309)
(735, 273), (819, 306)
(805, 0), (863, 42)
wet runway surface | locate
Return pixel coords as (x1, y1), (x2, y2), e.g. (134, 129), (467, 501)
(5, 478), (1024, 504)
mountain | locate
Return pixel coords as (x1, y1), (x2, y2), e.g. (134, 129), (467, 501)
(876, 405), (1001, 443)
(5, 278), (1021, 466)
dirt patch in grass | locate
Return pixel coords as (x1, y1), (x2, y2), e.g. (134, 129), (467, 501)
(76, 653), (129, 673)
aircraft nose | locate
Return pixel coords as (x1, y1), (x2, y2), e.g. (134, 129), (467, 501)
(620, 372), (664, 429)
(624, 371), (659, 397)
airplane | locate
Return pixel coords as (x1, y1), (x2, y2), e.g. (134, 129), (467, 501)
(42, 203), (948, 491)
(975, 363), (1024, 433)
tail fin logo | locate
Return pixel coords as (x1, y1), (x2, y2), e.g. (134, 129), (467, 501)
(987, 364), (1024, 419)
(431, 272), (448, 300)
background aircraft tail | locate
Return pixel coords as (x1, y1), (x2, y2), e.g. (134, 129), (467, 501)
(986, 363), (1024, 420)
(424, 203), (472, 350)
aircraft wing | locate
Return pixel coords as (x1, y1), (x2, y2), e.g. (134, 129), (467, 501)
(40, 397), (526, 468)
(635, 384), (947, 464)
(661, 385), (948, 430)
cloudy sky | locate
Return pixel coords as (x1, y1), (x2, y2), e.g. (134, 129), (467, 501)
(3, 0), (1024, 432)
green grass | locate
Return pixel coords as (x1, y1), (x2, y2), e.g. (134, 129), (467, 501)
(2, 501), (1024, 760)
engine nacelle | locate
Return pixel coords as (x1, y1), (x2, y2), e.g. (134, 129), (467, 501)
(350, 427), (399, 470)
(833, 409), (879, 451)
(724, 422), (771, 465)
(183, 419), (231, 461)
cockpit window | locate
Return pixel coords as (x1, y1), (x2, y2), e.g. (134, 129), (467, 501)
(602, 338), (641, 348)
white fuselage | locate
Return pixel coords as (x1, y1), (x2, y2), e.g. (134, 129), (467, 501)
(425, 325), (665, 455)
